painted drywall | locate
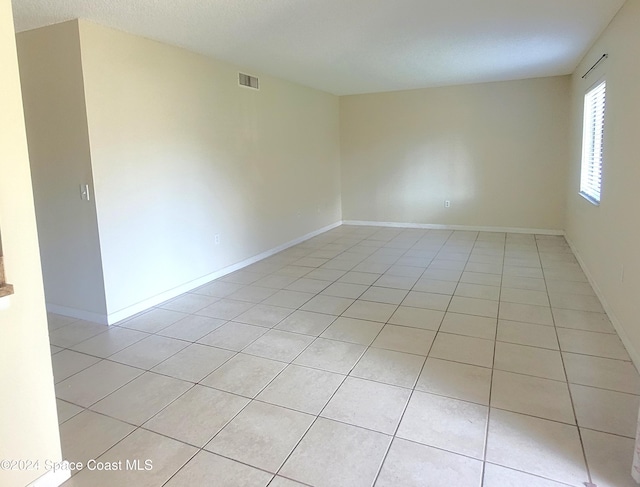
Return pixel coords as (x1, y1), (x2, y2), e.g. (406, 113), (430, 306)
(565, 0), (640, 364)
(76, 20), (342, 318)
(0, 0), (62, 484)
(340, 77), (570, 230)
(16, 20), (108, 322)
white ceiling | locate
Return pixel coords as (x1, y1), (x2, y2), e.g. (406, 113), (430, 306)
(11, 0), (626, 95)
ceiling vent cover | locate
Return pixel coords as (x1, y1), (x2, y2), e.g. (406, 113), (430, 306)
(239, 73), (259, 90)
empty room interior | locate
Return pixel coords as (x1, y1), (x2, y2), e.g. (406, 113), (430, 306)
(2, 0), (640, 486)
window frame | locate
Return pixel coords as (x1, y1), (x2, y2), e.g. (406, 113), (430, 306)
(579, 78), (607, 206)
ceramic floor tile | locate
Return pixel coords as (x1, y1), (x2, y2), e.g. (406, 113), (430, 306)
(119, 308), (187, 333)
(454, 282), (500, 301)
(55, 360), (144, 407)
(498, 302), (553, 326)
(192, 281), (245, 298)
(548, 292), (605, 313)
(439, 312), (496, 340)
(376, 438), (483, 487)
(205, 401), (314, 473)
(201, 353), (286, 398)
(144, 385), (249, 447)
(397, 390), (488, 459)
(242, 329), (314, 362)
(157, 315), (226, 342)
(460, 271), (503, 286)
(429, 333), (494, 368)
(279, 418), (391, 487)
(301, 294), (355, 315)
(233, 304), (293, 328)
(412, 278), (457, 295)
(503, 265), (544, 279)
(545, 280), (595, 296)
(500, 287), (549, 307)
(387, 306), (444, 331)
(91, 372), (191, 425)
(570, 383), (639, 438)
(350, 347), (425, 388)
(60, 410), (135, 466)
(197, 322), (268, 351)
(71, 327), (149, 358)
(320, 282), (369, 299)
(268, 477), (306, 487)
(253, 274), (298, 289)
(197, 299), (255, 320)
(416, 357), (492, 405)
(360, 286), (408, 305)
(274, 310), (337, 336)
(151, 343), (235, 382)
(226, 285), (278, 304)
(164, 451), (273, 487)
(49, 321), (108, 348)
(52, 350), (101, 383)
(261, 290), (315, 309)
(563, 352), (640, 394)
(401, 291), (451, 311)
(486, 409), (588, 486)
(421, 268), (462, 282)
(65, 428), (197, 487)
(491, 370), (575, 424)
(373, 274), (419, 290)
(494, 342), (566, 381)
(338, 271), (381, 286)
(552, 308), (615, 333)
(556, 328), (629, 360)
(342, 300), (398, 322)
(320, 316), (384, 346)
(465, 262), (503, 275)
(371, 324), (435, 355)
(447, 296), (498, 318)
(581, 428), (637, 487)
(159, 293), (219, 313)
(48, 313), (78, 330)
(482, 463), (571, 487)
(110, 335), (189, 370)
(321, 377), (411, 434)
(305, 268), (347, 282)
(497, 320), (559, 350)
(256, 364), (344, 415)
(57, 399), (84, 424)
(293, 338), (366, 374)
(501, 275), (547, 292)
(285, 277), (331, 294)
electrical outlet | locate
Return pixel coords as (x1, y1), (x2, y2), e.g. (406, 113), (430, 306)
(444, 200), (451, 208)
(214, 234), (220, 245)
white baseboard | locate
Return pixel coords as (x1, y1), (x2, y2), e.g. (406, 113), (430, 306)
(27, 466), (71, 487)
(342, 220), (564, 235)
(106, 221), (343, 325)
(564, 235), (640, 370)
(45, 303), (108, 325)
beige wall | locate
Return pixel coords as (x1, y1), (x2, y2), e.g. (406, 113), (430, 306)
(0, 0), (62, 485)
(77, 21), (342, 319)
(340, 77), (570, 231)
(17, 21), (107, 322)
(565, 0), (640, 364)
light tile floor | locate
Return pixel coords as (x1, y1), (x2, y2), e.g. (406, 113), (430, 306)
(49, 225), (640, 487)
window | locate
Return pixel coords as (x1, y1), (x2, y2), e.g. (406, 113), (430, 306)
(580, 79), (606, 205)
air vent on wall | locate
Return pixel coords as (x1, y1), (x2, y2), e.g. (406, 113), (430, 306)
(239, 73), (259, 90)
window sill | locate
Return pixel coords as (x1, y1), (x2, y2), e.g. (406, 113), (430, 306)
(579, 191), (600, 206)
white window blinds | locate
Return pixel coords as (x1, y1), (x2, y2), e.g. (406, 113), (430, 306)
(580, 80), (606, 204)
